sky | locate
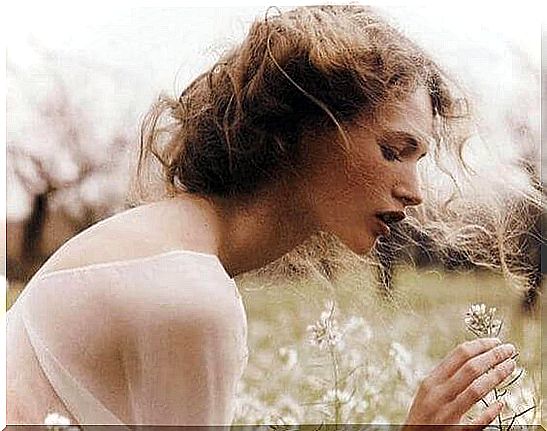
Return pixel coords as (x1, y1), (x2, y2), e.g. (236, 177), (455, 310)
(5, 4), (541, 77)
(3, 3), (543, 220)
(6, 1), (541, 62)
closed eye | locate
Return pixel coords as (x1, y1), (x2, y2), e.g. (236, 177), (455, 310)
(378, 130), (429, 162)
(380, 145), (402, 162)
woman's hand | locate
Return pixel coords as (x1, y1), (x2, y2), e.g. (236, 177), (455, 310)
(403, 337), (516, 430)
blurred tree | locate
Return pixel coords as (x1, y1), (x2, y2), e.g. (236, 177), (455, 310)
(7, 44), (133, 282)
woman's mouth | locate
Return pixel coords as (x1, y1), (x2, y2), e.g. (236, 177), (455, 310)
(374, 210), (406, 237)
(375, 216), (391, 236)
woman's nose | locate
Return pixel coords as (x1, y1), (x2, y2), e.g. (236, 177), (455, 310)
(393, 182), (423, 207)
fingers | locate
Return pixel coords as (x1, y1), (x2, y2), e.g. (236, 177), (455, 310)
(450, 357), (516, 417)
(428, 338), (502, 384)
(466, 401), (504, 430)
(441, 343), (515, 401)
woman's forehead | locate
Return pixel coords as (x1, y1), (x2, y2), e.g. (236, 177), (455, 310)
(391, 88), (434, 131)
(375, 87), (436, 146)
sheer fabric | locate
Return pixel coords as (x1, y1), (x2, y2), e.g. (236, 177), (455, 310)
(7, 250), (249, 426)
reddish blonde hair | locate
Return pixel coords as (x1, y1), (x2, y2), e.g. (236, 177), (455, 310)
(135, 5), (466, 201)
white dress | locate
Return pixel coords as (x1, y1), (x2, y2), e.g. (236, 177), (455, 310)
(6, 250), (249, 426)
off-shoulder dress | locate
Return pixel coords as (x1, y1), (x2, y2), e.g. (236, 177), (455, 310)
(6, 250), (249, 426)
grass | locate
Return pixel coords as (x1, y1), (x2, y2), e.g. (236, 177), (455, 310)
(234, 266), (542, 425)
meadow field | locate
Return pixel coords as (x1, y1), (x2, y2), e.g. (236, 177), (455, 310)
(232, 266), (542, 426)
(7, 266), (543, 427)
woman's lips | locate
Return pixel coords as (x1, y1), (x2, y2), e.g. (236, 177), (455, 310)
(375, 216), (391, 236)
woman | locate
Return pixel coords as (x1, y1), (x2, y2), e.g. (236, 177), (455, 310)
(7, 5), (520, 427)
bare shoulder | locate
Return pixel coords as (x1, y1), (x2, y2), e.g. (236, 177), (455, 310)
(35, 198), (215, 278)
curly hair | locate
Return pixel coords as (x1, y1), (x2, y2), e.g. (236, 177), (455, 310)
(134, 5), (465, 201)
(131, 5), (542, 300)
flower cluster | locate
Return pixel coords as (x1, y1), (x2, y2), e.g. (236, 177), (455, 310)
(278, 347), (298, 371)
(306, 300), (342, 350)
(463, 303), (536, 429)
(44, 413), (71, 427)
(464, 303), (502, 337)
(44, 413), (80, 431)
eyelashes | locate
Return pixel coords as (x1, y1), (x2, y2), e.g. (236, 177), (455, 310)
(379, 145), (402, 162)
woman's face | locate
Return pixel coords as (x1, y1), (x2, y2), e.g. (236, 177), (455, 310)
(299, 86), (433, 254)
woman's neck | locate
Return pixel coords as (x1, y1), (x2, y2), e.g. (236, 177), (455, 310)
(168, 182), (315, 278)
(213, 188), (315, 277)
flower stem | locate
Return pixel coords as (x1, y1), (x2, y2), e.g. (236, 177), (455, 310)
(329, 346), (341, 424)
(494, 387), (502, 429)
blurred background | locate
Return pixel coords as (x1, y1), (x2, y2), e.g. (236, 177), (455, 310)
(4, 4), (544, 426)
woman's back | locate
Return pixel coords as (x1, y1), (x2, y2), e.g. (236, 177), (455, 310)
(7, 200), (248, 425)
(29, 197), (221, 279)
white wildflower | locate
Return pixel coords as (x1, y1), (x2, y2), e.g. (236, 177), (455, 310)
(44, 413), (71, 426)
(343, 315), (373, 341)
(389, 341), (419, 386)
(389, 342), (412, 364)
(362, 364), (383, 403)
(320, 388), (357, 419)
(372, 415), (390, 424)
(464, 302), (502, 337)
(345, 348), (365, 369)
(354, 398), (370, 414)
(307, 300), (342, 350)
(233, 392), (271, 424)
(264, 412), (299, 426)
(322, 388), (353, 405)
(275, 394), (305, 422)
(278, 346), (298, 371)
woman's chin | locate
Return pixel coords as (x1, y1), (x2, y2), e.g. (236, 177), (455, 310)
(345, 234), (377, 256)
